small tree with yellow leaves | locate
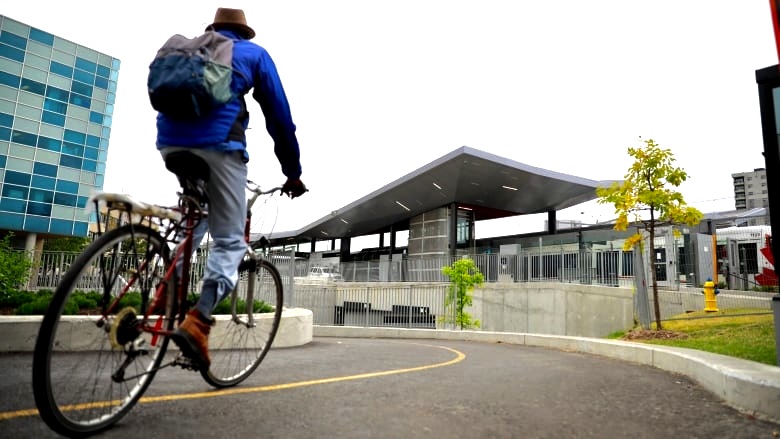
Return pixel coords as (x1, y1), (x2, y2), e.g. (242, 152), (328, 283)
(597, 138), (703, 330)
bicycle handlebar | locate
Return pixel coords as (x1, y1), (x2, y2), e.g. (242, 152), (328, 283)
(246, 179), (283, 196)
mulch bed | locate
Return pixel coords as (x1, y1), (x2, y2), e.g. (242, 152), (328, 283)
(621, 329), (689, 341)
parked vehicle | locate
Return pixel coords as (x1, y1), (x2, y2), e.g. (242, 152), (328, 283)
(306, 266), (343, 282)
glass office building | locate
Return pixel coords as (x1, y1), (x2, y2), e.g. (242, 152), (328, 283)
(0, 15), (119, 246)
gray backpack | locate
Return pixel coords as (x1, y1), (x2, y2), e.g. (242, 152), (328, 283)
(147, 31), (235, 119)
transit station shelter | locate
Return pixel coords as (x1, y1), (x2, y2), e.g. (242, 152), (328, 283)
(263, 146), (617, 262)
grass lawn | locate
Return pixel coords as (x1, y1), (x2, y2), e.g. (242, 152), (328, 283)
(610, 311), (778, 366)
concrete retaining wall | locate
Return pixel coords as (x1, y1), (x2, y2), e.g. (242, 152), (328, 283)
(292, 281), (634, 337)
(472, 282), (634, 337)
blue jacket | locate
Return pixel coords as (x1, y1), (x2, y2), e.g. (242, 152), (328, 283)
(155, 30), (301, 180)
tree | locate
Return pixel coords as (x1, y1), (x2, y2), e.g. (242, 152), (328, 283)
(596, 138), (703, 330)
(0, 233), (33, 294)
(441, 257), (484, 329)
(43, 236), (91, 253)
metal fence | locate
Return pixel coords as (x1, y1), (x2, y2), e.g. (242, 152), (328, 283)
(316, 251), (628, 286)
(15, 222), (778, 325)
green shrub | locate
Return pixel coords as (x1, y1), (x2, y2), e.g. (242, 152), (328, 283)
(117, 292), (142, 312)
(15, 295), (78, 315)
(213, 298), (273, 314)
(0, 290), (35, 308)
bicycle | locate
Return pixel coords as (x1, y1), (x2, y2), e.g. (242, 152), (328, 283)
(32, 151), (286, 436)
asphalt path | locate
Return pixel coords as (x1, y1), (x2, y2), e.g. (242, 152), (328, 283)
(1, 337), (778, 438)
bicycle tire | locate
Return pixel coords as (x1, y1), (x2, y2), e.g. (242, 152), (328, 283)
(202, 258), (284, 388)
(32, 224), (173, 436)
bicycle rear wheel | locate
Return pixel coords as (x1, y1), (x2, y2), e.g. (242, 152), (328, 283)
(32, 224), (173, 436)
(202, 258), (284, 388)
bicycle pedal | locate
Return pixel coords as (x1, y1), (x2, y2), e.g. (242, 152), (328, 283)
(174, 354), (201, 372)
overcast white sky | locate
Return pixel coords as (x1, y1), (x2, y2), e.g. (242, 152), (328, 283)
(5, 1), (780, 250)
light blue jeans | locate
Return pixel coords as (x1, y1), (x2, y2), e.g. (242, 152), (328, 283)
(160, 147), (248, 318)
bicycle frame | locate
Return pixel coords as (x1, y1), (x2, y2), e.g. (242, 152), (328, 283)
(91, 181), (281, 343)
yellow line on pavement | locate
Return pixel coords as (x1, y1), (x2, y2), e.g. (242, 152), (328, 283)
(0, 343), (465, 421)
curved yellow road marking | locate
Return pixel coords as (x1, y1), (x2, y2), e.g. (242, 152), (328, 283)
(0, 343), (465, 421)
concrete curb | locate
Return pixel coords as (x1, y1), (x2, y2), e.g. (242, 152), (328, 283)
(0, 307), (313, 352)
(313, 326), (780, 425)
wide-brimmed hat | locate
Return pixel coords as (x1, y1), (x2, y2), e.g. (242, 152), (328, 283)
(206, 8), (255, 40)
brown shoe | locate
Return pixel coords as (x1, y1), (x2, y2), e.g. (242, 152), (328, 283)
(171, 310), (214, 369)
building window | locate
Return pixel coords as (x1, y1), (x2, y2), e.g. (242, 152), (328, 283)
(29, 28), (54, 46)
(31, 174), (55, 190)
(75, 57), (97, 73)
(45, 85), (69, 102)
(73, 69), (94, 86)
(50, 61), (73, 79)
(0, 43), (25, 62)
(59, 154), (82, 169)
(43, 98), (67, 114)
(53, 192), (77, 206)
(61, 142), (84, 156)
(11, 129), (37, 147)
(2, 184), (29, 199)
(50, 219), (73, 235)
(20, 78), (45, 95)
(0, 112), (12, 127)
(71, 80), (92, 97)
(0, 198), (26, 213)
(0, 30), (26, 49)
(55, 179), (78, 194)
(0, 71), (21, 88)
(24, 215), (49, 232)
(28, 191), (53, 207)
(4, 170), (31, 186)
(94, 76), (108, 90)
(33, 161), (58, 177)
(73, 221), (88, 236)
(41, 111), (65, 126)
(96, 64), (110, 78)
(69, 93), (90, 108)
(83, 159), (96, 172)
(27, 202), (52, 216)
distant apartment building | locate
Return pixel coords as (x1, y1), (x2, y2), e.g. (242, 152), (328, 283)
(0, 15), (120, 251)
(731, 168), (769, 226)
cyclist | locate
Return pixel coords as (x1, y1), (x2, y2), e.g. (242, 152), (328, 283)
(156, 7), (307, 369)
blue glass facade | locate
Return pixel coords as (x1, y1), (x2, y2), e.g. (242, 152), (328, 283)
(0, 15), (119, 237)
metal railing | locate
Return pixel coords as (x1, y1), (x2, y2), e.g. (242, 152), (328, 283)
(14, 224), (778, 325)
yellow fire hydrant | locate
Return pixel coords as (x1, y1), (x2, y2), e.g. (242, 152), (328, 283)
(702, 278), (719, 313)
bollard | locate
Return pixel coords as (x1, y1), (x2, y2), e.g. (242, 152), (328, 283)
(773, 295), (780, 366)
(702, 278), (719, 313)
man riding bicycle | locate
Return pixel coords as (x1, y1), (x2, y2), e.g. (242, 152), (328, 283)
(155, 7), (307, 369)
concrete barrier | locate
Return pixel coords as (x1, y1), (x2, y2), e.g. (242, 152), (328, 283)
(0, 307), (313, 352)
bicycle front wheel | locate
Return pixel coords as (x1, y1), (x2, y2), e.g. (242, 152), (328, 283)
(202, 258), (284, 388)
(32, 224), (173, 437)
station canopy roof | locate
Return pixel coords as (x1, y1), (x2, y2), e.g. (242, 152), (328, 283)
(265, 146), (619, 246)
